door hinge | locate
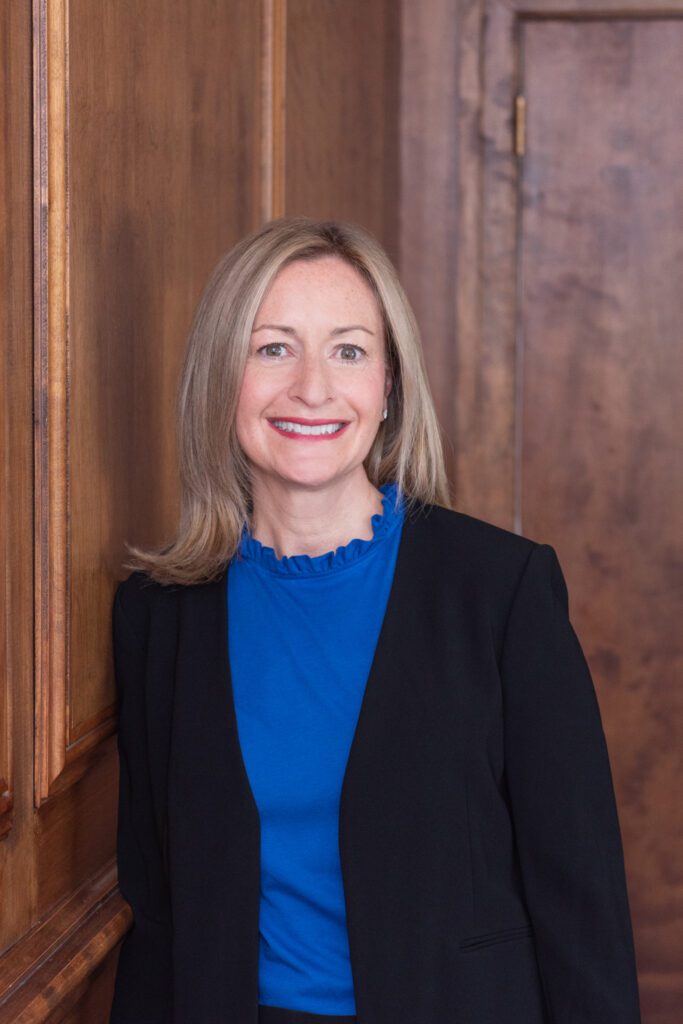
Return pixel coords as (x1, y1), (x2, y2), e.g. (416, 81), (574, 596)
(514, 94), (526, 156)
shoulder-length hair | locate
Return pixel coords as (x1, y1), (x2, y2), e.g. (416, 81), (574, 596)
(121, 216), (452, 585)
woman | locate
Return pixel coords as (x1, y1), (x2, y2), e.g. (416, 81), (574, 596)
(109, 217), (641, 1024)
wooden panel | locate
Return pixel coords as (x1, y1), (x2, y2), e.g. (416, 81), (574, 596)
(451, 0), (521, 526)
(398, 0), (459, 493)
(285, 0), (401, 261)
(32, 0), (265, 808)
(520, 17), (683, 1018)
(66, 0), (264, 750)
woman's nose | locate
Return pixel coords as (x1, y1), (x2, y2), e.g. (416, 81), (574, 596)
(288, 351), (333, 405)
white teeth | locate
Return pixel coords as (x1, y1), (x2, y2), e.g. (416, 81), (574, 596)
(272, 420), (345, 436)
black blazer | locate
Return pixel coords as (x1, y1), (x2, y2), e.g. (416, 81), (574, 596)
(109, 500), (642, 1024)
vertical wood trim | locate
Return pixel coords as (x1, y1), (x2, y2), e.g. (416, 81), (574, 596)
(0, 0), (33, 841)
(398, 0), (460, 494)
(33, 0), (69, 806)
(453, 0), (520, 526)
(512, 25), (525, 536)
(452, 0), (485, 514)
(514, 94), (525, 156)
(261, 0), (287, 220)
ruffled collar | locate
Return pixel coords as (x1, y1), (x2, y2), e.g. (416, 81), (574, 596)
(236, 481), (405, 577)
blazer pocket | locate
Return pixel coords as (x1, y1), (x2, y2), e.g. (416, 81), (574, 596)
(459, 923), (534, 952)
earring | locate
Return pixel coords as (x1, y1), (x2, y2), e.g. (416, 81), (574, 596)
(382, 408), (388, 420)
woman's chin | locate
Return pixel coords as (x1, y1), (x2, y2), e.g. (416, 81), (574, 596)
(265, 462), (357, 491)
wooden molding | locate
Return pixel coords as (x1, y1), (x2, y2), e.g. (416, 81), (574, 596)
(33, 0), (116, 808)
(0, 781), (12, 839)
(261, 0), (287, 220)
(33, 0), (70, 806)
(0, 863), (130, 1023)
(504, 0), (683, 12)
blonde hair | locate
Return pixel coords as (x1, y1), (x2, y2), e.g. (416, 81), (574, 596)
(122, 216), (452, 585)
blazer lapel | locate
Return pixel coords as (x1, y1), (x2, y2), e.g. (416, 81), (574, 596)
(167, 561), (261, 1020)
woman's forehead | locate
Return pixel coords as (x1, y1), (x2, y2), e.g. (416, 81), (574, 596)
(258, 257), (380, 318)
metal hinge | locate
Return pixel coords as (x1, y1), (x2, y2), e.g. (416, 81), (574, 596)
(514, 94), (526, 156)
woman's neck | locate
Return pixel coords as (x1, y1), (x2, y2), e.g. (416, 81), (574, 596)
(247, 474), (385, 560)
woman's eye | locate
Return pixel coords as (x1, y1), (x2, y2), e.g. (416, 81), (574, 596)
(255, 342), (366, 361)
(257, 342), (287, 358)
(338, 344), (366, 361)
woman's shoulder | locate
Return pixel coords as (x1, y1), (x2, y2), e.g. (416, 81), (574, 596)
(112, 568), (182, 645)
(115, 567), (161, 603)
(112, 570), (155, 646)
(410, 500), (541, 574)
(115, 567), (192, 602)
(113, 564), (222, 637)
(409, 503), (558, 640)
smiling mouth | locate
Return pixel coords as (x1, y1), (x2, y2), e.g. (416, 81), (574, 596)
(268, 419), (349, 437)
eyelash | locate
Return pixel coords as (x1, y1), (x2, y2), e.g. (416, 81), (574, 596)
(256, 342), (367, 362)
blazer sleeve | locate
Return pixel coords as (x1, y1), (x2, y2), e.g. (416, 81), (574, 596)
(109, 579), (173, 1024)
(499, 542), (641, 1024)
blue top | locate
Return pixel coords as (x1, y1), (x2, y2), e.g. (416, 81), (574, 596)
(227, 481), (406, 1015)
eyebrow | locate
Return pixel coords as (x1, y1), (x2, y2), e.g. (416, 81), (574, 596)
(252, 323), (375, 337)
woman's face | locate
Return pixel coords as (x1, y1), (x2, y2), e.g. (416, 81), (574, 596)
(236, 255), (391, 493)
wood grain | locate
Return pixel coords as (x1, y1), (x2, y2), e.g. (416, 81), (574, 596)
(520, 17), (683, 1017)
